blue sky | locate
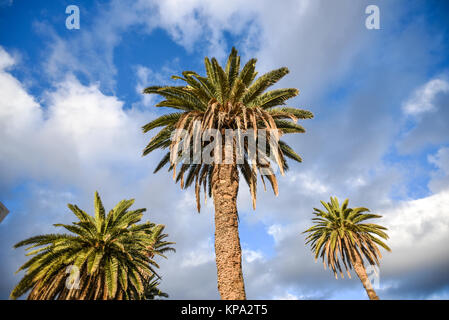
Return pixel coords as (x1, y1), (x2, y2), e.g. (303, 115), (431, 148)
(1, 0), (449, 300)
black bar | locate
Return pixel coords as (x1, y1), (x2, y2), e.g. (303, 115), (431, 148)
(1, 300), (447, 319)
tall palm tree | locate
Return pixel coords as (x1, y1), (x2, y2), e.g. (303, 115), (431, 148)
(10, 192), (174, 300)
(142, 47), (313, 299)
(303, 197), (391, 300)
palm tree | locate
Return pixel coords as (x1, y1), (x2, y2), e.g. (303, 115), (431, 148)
(10, 191), (175, 300)
(143, 274), (169, 299)
(303, 197), (391, 300)
(142, 224), (173, 299)
(142, 47), (313, 299)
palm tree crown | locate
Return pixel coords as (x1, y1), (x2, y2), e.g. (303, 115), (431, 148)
(142, 47), (313, 211)
(303, 197), (391, 279)
(10, 192), (174, 300)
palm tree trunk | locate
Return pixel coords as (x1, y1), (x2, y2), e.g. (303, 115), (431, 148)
(212, 163), (246, 300)
(352, 251), (379, 300)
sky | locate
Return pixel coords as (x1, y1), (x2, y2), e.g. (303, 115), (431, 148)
(1, 0), (449, 300)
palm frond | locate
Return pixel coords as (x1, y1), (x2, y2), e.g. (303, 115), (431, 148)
(142, 48), (313, 211)
(303, 197), (390, 279)
(11, 192), (175, 300)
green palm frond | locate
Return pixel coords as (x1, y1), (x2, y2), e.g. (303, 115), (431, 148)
(11, 192), (175, 300)
(303, 197), (391, 279)
(142, 47), (313, 211)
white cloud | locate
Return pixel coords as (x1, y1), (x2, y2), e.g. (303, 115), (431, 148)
(135, 66), (156, 107)
(0, 47), (220, 298)
(45, 77), (136, 160)
(398, 77), (449, 154)
(0, 47), (151, 191)
(267, 223), (300, 246)
(0, 50), (42, 134)
(181, 238), (214, 268)
(402, 78), (449, 115)
(429, 147), (449, 174)
(134, 63), (180, 107)
(242, 187), (449, 300)
(2, 0), (449, 299)
(384, 189), (449, 251)
(267, 224), (284, 244)
(403, 78), (449, 115)
(428, 147), (449, 193)
(287, 171), (329, 195)
(37, 0), (376, 98)
(243, 248), (264, 263)
(0, 47), (15, 69)
(273, 292), (299, 300)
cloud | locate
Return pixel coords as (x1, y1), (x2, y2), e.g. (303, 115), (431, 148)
(428, 147), (449, 193)
(267, 224), (284, 244)
(240, 187), (449, 300)
(37, 0), (375, 95)
(37, 0), (147, 91)
(0, 44), (222, 299)
(384, 189), (449, 252)
(2, 0), (449, 300)
(398, 78), (449, 154)
(0, 47), (15, 69)
(0, 49), (44, 188)
(0, 56), (149, 192)
(134, 62), (180, 107)
(403, 78), (449, 115)
(379, 189), (449, 298)
(0, 48), (158, 297)
(272, 292), (300, 300)
(180, 237), (214, 268)
(243, 248), (265, 264)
